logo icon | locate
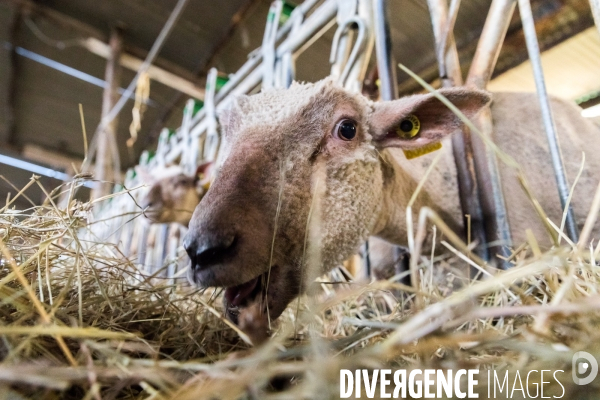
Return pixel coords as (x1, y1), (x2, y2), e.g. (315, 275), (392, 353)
(572, 351), (598, 385)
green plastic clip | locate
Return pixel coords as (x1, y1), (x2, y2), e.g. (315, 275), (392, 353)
(280, 1), (295, 25)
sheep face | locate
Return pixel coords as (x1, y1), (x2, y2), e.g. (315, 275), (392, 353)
(142, 173), (204, 226)
(183, 78), (489, 325)
(140, 163), (213, 227)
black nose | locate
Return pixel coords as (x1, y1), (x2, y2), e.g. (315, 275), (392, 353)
(184, 232), (237, 270)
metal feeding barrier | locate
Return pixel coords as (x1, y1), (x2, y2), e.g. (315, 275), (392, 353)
(91, 0), (595, 281)
(90, 0), (339, 280)
(428, 0), (581, 267)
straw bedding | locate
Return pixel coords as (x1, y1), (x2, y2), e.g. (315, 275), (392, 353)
(1, 176), (600, 399)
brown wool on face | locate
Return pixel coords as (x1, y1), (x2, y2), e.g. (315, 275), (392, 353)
(184, 79), (600, 329)
(184, 79), (390, 322)
(140, 173), (204, 227)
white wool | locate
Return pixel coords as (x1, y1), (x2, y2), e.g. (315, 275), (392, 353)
(239, 79), (334, 128)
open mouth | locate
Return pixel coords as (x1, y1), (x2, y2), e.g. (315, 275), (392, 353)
(223, 269), (273, 323)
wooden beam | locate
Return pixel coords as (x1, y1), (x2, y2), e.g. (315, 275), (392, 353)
(145, 0), (261, 149)
(22, 144), (82, 175)
(20, 144), (124, 181)
(7, 0), (204, 99)
(92, 28), (122, 201)
(80, 38), (205, 100)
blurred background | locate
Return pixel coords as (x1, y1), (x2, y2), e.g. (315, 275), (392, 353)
(0, 0), (598, 209)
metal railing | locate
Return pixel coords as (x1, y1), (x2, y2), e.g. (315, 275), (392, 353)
(90, 0), (343, 278)
(90, 0), (595, 279)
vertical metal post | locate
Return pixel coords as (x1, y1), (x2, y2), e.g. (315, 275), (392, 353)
(181, 100), (195, 175)
(466, 0), (516, 267)
(278, 7), (304, 88)
(429, 0), (461, 87)
(372, 0), (397, 101)
(166, 225), (180, 283)
(369, 0), (397, 279)
(262, 1), (283, 90)
(590, 0), (600, 37)
(137, 224), (149, 267)
(204, 68), (219, 162)
(518, 0), (579, 241)
(427, 0), (489, 261)
(157, 224), (169, 277)
(330, 0), (357, 84)
(93, 28), (122, 201)
(346, 0), (374, 93)
(467, 0), (516, 87)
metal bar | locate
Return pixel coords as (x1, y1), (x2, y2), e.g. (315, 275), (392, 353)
(371, 0), (396, 278)
(467, 0), (516, 88)
(81, 38), (205, 100)
(214, 0), (338, 105)
(93, 28), (122, 201)
(470, 108), (512, 264)
(342, 0), (373, 92)
(12, 47), (154, 104)
(518, 0), (579, 241)
(442, 0), (461, 58)
(590, 0), (600, 37)
(157, 224), (169, 277)
(83, 0), (191, 180)
(363, 240), (371, 278)
(428, 0), (489, 261)
(275, 0), (321, 42)
(95, 0), (341, 271)
(137, 224), (149, 267)
(329, 1), (356, 84)
(466, 0), (516, 267)
(168, 0), (339, 164)
(186, 0), (337, 128)
(0, 153), (66, 181)
(278, 6), (305, 88)
(430, 0), (461, 84)
(166, 227), (180, 282)
(373, 0), (397, 101)
(100, 0), (189, 131)
(204, 68), (220, 162)
(261, 1), (283, 90)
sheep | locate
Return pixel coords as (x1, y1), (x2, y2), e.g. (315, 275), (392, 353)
(182, 78), (600, 326)
(138, 159), (367, 278)
(138, 163), (212, 227)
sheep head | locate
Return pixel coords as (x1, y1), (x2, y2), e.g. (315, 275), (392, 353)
(140, 163), (212, 226)
(183, 78), (489, 326)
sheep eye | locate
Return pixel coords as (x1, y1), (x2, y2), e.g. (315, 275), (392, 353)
(335, 119), (357, 141)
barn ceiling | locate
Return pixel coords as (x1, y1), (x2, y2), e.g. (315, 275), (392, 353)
(0, 0), (597, 209)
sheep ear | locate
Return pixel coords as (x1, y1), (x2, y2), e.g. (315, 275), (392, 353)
(369, 88), (490, 153)
(194, 161), (213, 191)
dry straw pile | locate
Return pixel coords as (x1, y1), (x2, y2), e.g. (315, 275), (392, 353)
(0, 173), (599, 400)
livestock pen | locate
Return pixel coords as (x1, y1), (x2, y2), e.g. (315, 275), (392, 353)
(1, 0), (600, 398)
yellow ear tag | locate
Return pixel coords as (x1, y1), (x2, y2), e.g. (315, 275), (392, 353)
(395, 114), (442, 159)
(395, 114), (420, 139)
(403, 142), (443, 159)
